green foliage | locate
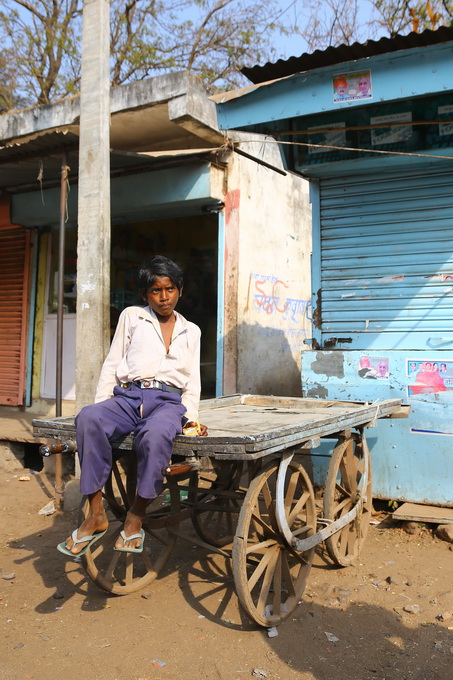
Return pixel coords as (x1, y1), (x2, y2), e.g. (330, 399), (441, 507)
(2, 0), (453, 112)
(0, 0), (288, 110)
(0, 47), (21, 112)
(297, 0), (453, 52)
(0, 0), (82, 107)
(373, 0), (453, 36)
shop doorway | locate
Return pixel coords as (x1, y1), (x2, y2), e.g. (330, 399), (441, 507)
(41, 214), (219, 400)
(110, 215), (218, 397)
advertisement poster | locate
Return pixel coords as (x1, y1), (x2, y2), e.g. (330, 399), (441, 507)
(332, 70), (372, 103)
(358, 355), (389, 380)
(407, 359), (453, 398)
(438, 105), (453, 137)
(370, 112), (412, 145)
(307, 121), (346, 154)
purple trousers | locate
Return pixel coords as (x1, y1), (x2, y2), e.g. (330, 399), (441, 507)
(75, 383), (186, 499)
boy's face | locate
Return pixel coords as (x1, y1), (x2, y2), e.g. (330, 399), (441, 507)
(142, 276), (181, 319)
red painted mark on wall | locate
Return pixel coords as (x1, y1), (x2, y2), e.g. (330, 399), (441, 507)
(224, 189), (240, 274)
(254, 277), (289, 314)
(224, 188), (240, 226)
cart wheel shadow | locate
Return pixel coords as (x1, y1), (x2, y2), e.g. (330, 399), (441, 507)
(7, 512), (113, 615)
(177, 527), (453, 677)
(254, 598), (453, 679)
(177, 535), (350, 633)
(177, 547), (257, 631)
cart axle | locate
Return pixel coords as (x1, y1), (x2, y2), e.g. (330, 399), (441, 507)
(39, 441), (77, 457)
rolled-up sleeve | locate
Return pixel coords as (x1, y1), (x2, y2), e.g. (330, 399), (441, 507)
(181, 327), (201, 422)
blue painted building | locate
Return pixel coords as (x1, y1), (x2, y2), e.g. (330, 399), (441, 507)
(214, 27), (453, 506)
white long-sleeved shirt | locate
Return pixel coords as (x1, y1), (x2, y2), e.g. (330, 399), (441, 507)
(95, 305), (201, 421)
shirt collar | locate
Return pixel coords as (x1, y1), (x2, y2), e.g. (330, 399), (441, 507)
(139, 306), (188, 334)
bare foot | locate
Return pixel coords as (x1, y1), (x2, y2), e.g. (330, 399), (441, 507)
(114, 511), (145, 551)
(64, 510), (109, 555)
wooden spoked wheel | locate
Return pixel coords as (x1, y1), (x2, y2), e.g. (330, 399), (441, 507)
(190, 461), (252, 547)
(232, 459), (316, 627)
(323, 431), (372, 567)
(79, 453), (177, 594)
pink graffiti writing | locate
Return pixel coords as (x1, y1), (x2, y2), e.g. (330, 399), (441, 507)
(254, 279), (289, 315)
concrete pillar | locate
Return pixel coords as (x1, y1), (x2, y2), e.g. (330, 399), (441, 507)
(76, 0), (111, 412)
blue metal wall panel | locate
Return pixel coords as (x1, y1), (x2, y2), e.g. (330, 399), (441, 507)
(309, 180), (322, 347)
(301, 350), (453, 506)
(318, 166), (453, 350)
(215, 41), (453, 131)
(12, 163), (213, 228)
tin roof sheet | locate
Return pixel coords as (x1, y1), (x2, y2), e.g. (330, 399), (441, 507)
(242, 25), (453, 84)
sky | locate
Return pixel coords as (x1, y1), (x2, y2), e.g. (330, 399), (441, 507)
(182, 0), (385, 65)
(266, 0), (381, 60)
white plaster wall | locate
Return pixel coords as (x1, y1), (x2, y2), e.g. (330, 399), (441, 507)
(222, 134), (312, 396)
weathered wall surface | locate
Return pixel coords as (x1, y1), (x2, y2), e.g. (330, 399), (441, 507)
(219, 136), (312, 396)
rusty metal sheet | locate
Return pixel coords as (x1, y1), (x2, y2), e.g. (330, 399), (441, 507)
(0, 226), (30, 406)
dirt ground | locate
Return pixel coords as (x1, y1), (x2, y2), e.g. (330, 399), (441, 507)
(1, 469), (452, 680)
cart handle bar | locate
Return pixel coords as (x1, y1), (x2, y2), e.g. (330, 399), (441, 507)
(162, 458), (200, 477)
(39, 440), (77, 457)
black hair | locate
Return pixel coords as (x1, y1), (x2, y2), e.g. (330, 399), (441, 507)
(138, 255), (184, 293)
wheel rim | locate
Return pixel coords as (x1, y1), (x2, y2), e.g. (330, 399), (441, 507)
(80, 456), (176, 594)
(233, 459), (316, 627)
(323, 432), (372, 567)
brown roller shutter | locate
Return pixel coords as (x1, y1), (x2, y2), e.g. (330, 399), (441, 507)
(0, 225), (31, 405)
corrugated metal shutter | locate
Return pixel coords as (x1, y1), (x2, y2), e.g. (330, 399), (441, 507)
(319, 166), (453, 350)
(0, 225), (30, 405)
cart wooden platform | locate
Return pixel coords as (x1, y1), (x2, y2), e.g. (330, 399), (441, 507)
(33, 394), (407, 628)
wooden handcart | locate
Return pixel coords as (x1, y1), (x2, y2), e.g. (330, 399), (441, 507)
(33, 394), (407, 628)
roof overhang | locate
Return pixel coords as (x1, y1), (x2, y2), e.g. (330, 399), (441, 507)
(0, 129), (227, 195)
(0, 71), (227, 195)
(241, 25), (453, 84)
(213, 36), (453, 132)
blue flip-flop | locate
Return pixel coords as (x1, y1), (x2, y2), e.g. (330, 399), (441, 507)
(113, 528), (145, 554)
(57, 528), (107, 557)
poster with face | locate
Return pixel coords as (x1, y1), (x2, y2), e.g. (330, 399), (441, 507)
(333, 70), (372, 103)
(358, 355), (389, 380)
(407, 359), (453, 398)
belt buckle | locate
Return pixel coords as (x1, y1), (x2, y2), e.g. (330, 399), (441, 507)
(142, 380), (152, 388)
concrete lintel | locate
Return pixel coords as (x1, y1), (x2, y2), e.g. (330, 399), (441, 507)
(0, 71), (218, 145)
(168, 92), (224, 145)
(0, 98), (81, 144)
(110, 71), (200, 114)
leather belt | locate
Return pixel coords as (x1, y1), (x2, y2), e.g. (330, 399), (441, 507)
(131, 379), (182, 395)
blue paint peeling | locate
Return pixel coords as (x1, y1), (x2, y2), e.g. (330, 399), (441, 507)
(302, 349), (453, 506)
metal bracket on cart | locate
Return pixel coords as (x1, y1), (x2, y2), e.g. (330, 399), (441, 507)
(275, 434), (370, 553)
(39, 440), (77, 457)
